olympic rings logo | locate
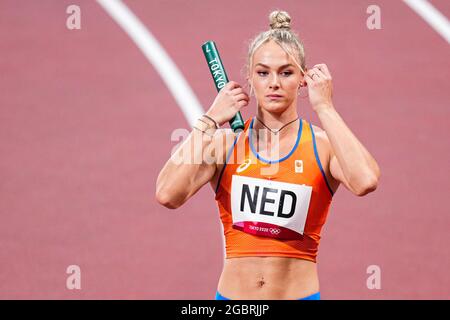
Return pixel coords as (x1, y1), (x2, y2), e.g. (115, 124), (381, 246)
(269, 228), (281, 235)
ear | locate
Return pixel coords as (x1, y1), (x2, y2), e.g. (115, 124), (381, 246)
(299, 68), (307, 87)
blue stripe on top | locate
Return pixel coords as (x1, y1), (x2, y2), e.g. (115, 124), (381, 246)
(309, 122), (334, 197)
(249, 116), (303, 164)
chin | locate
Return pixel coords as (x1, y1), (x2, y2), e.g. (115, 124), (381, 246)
(260, 101), (290, 114)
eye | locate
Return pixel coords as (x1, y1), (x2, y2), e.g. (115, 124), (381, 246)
(256, 71), (293, 77)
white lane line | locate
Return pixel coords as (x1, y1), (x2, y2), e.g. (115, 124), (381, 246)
(404, 0), (450, 44)
(96, 0), (204, 126)
(97, 0), (226, 261)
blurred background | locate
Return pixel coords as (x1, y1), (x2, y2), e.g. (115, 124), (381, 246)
(0, 0), (449, 299)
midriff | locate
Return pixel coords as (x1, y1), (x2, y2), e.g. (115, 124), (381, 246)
(217, 256), (319, 300)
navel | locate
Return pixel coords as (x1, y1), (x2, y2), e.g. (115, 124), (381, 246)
(257, 276), (266, 287)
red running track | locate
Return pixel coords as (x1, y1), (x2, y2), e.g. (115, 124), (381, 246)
(0, 0), (449, 299)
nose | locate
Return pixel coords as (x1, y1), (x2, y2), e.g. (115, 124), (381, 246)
(269, 72), (280, 89)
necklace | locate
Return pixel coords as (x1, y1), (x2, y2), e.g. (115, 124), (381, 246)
(255, 116), (299, 135)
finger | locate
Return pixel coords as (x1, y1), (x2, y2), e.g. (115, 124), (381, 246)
(314, 64), (332, 78)
(312, 67), (327, 79)
(314, 63), (330, 75)
(230, 87), (244, 95)
(306, 69), (320, 81)
(235, 93), (249, 102)
(238, 99), (248, 107)
(226, 81), (241, 90)
(304, 73), (315, 84)
(307, 67), (326, 80)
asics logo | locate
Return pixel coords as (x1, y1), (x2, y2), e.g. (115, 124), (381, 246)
(236, 158), (252, 173)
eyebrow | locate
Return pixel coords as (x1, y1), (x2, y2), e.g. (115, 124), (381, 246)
(255, 63), (295, 69)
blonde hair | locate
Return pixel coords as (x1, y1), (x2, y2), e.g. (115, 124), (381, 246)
(244, 10), (306, 96)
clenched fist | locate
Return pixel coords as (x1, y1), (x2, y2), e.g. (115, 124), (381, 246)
(205, 81), (250, 127)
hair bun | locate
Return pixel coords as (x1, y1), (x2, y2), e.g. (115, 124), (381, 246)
(269, 10), (291, 30)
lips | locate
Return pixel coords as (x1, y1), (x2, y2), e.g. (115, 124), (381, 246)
(266, 94), (283, 98)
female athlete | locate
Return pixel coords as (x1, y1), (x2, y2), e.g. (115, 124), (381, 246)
(156, 10), (381, 300)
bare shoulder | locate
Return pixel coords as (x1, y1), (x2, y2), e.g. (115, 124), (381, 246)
(311, 124), (329, 143)
(310, 123), (340, 192)
(212, 128), (240, 165)
(310, 123), (333, 159)
(212, 128), (238, 145)
(310, 124), (332, 165)
(209, 128), (240, 192)
(215, 128), (236, 136)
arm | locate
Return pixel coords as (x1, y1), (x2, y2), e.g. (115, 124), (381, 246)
(318, 107), (380, 196)
(305, 64), (380, 196)
(155, 122), (223, 209)
(155, 81), (249, 209)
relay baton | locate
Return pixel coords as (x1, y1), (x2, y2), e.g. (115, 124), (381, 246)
(201, 41), (245, 132)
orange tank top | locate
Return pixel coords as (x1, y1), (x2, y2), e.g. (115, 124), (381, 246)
(214, 116), (334, 263)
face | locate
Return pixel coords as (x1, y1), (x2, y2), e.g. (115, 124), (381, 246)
(248, 40), (304, 114)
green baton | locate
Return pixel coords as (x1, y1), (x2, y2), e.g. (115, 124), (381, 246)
(201, 40), (245, 132)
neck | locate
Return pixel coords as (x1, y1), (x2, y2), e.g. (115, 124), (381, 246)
(253, 107), (299, 144)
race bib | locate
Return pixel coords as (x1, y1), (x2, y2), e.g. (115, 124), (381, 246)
(231, 175), (312, 240)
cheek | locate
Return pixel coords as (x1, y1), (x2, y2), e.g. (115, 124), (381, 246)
(253, 80), (266, 92)
(284, 81), (299, 93)
(286, 78), (301, 91)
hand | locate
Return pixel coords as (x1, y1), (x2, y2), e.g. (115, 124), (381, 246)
(206, 81), (250, 127)
(304, 64), (334, 113)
